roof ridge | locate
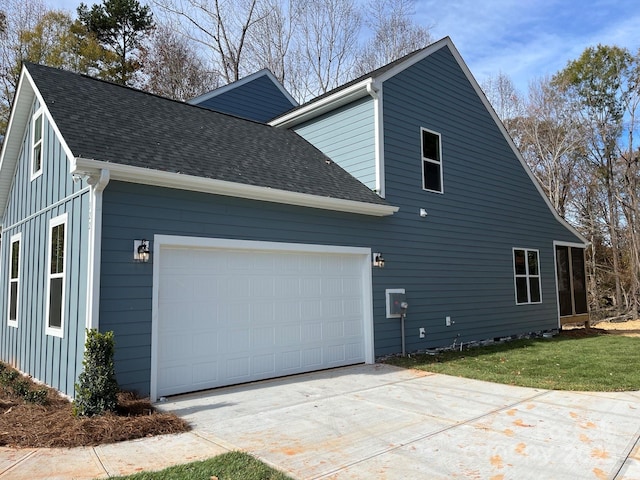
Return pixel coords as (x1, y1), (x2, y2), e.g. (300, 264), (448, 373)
(24, 62), (273, 127)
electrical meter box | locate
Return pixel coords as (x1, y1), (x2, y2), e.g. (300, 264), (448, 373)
(385, 288), (407, 318)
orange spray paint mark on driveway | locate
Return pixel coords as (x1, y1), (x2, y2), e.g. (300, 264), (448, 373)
(591, 448), (610, 459)
(490, 455), (504, 469)
(593, 467), (608, 479)
(513, 419), (535, 428)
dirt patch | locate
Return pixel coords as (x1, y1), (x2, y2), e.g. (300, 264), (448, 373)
(561, 319), (640, 338)
(0, 369), (190, 448)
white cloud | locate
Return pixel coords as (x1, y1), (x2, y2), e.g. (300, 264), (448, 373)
(415, 0), (640, 92)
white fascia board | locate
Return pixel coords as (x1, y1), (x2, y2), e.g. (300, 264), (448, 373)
(0, 68), (35, 218)
(188, 69), (298, 107)
(269, 79), (374, 128)
(0, 66), (76, 217)
(71, 157), (399, 217)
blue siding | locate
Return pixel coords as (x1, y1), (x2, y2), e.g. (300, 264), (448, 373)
(194, 74), (296, 122)
(373, 44), (582, 350)
(0, 99), (90, 397)
(100, 182), (383, 394)
(293, 97), (377, 190)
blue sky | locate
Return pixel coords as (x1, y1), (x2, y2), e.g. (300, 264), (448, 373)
(47, 0), (640, 94)
(419, 0), (640, 92)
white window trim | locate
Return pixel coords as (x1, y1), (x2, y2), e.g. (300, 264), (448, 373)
(46, 213), (67, 337)
(513, 248), (542, 305)
(420, 127), (444, 194)
(30, 107), (44, 180)
(7, 232), (21, 328)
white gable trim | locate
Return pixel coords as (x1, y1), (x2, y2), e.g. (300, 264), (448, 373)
(71, 157), (399, 217)
(188, 69), (298, 107)
(270, 79), (374, 128)
(0, 66), (76, 220)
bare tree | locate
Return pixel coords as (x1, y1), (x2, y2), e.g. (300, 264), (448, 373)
(154, 0), (266, 83)
(481, 72), (524, 132)
(517, 77), (584, 218)
(290, 0), (360, 99)
(245, 0), (298, 84)
(354, 0), (431, 76)
(141, 24), (219, 100)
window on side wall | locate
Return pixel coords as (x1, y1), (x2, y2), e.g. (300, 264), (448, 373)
(8, 233), (21, 327)
(421, 128), (443, 193)
(31, 109), (44, 179)
(46, 214), (67, 337)
(513, 248), (542, 305)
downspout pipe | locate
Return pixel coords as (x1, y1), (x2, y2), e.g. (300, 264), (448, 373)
(85, 168), (110, 331)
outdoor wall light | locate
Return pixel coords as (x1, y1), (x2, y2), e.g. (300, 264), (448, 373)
(372, 252), (385, 268)
(134, 239), (150, 263)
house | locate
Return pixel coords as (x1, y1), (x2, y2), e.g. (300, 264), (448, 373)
(0, 37), (588, 401)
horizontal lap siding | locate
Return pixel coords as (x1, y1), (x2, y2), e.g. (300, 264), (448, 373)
(100, 47), (583, 396)
(195, 75), (295, 122)
(294, 97), (377, 190)
(0, 99), (89, 397)
(376, 45), (582, 351)
(100, 182), (385, 395)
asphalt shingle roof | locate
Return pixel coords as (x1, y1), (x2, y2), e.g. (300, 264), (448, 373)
(26, 63), (387, 206)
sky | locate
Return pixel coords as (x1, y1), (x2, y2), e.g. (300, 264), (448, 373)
(418, 0), (640, 93)
(46, 0), (640, 95)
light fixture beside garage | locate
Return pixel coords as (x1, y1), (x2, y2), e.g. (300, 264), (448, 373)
(372, 252), (385, 268)
(134, 239), (151, 263)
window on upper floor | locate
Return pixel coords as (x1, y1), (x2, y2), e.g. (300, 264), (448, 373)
(513, 248), (542, 305)
(31, 109), (43, 179)
(421, 128), (443, 193)
(46, 214), (66, 337)
(8, 233), (21, 327)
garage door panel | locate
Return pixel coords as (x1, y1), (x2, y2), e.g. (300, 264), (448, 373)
(226, 357), (250, 380)
(192, 361), (218, 385)
(252, 354), (275, 375)
(157, 244), (368, 397)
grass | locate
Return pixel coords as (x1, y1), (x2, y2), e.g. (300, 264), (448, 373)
(384, 333), (640, 391)
(110, 451), (293, 480)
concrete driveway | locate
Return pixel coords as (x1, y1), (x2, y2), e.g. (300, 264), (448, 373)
(157, 364), (640, 479)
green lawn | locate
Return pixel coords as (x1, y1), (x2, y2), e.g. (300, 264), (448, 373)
(385, 334), (640, 391)
(110, 451), (293, 480)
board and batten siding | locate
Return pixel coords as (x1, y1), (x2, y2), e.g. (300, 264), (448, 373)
(0, 98), (90, 397)
(193, 74), (295, 123)
(371, 44), (584, 351)
(293, 97), (377, 190)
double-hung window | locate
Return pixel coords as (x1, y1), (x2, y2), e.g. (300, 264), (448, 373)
(513, 248), (541, 304)
(31, 109), (44, 179)
(46, 214), (66, 337)
(8, 233), (21, 327)
(421, 128), (443, 193)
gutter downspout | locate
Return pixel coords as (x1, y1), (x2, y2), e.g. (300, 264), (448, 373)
(366, 80), (385, 198)
(85, 168), (110, 331)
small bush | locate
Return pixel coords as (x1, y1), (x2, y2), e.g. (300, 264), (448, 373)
(24, 388), (49, 405)
(74, 329), (119, 417)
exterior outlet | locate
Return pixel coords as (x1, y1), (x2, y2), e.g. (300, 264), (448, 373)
(419, 327), (426, 338)
(446, 316), (452, 327)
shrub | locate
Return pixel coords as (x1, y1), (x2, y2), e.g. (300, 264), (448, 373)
(74, 329), (119, 417)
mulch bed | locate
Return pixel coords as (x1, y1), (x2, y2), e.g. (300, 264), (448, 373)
(558, 327), (610, 339)
(0, 375), (190, 448)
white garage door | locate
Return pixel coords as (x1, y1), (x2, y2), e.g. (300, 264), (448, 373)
(152, 236), (372, 399)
